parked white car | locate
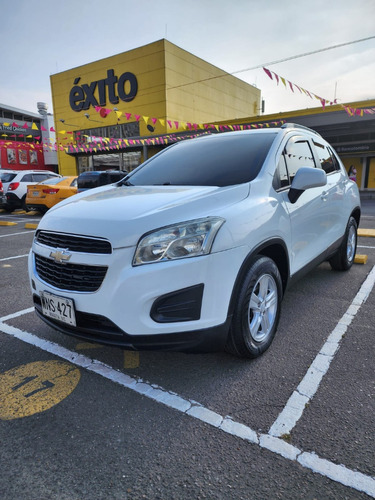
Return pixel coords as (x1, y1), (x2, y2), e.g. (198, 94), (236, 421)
(28, 124), (361, 358)
(0, 169), (60, 211)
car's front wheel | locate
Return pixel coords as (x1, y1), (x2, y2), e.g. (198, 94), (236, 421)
(226, 256), (282, 358)
(329, 216), (357, 271)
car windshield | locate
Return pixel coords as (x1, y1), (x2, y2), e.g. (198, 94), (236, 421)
(126, 132), (277, 187)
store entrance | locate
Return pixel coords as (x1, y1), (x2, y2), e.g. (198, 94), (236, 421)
(77, 152), (141, 174)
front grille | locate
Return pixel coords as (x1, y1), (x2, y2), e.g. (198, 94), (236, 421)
(35, 254), (107, 292)
(36, 230), (112, 254)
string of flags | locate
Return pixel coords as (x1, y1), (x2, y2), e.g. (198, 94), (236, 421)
(1, 111), (287, 154)
(64, 120), (287, 154)
(1, 76), (374, 156)
(263, 67), (375, 116)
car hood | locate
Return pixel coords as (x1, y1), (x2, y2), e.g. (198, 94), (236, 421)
(38, 184), (250, 248)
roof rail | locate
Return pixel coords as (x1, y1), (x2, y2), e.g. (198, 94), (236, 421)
(281, 122), (321, 137)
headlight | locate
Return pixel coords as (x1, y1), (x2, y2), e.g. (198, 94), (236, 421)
(133, 217), (225, 266)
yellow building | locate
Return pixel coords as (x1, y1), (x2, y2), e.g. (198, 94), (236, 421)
(50, 39), (261, 175)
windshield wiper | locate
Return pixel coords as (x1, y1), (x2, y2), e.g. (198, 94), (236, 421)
(118, 176), (134, 186)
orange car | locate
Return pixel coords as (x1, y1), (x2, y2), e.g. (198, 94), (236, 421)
(26, 176), (78, 213)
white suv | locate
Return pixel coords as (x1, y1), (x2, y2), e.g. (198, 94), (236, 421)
(28, 124), (361, 358)
(0, 169), (60, 211)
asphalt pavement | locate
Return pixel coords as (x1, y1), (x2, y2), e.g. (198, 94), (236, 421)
(0, 203), (374, 500)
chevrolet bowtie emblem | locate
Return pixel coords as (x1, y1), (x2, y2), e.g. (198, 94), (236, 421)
(49, 249), (72, 264)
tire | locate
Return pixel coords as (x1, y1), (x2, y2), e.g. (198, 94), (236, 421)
(21, 195), (29, 212)
(226, 256), (283, 359)
(329, 216), (357, 271)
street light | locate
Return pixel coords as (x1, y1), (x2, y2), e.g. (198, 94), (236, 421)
(84, 113), (102, 123)
(59, 119), (80, 127)
(114, 108), (123, 170)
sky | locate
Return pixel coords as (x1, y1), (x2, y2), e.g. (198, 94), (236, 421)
(1, 0), (375, 118)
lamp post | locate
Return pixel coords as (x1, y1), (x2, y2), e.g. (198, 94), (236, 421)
(114, 108), (123, 170)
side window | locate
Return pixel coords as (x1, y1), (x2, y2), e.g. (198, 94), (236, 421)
(33, 174), (49, 182)
(284, 138), (315, 182)
(274, 137), (315, 190)
(327, 147), (341, 172)
(21, 174), (33, 182)
(275, 154), (289, 189)
(313, 141), (338, 174)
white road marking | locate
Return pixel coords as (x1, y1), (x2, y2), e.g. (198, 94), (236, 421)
(357, 244), (375, 249)
(0, 301), (374, 497)
(1, 307), (35, 322)
(0, 231), (34, 238)
(269, 264), (375, 438)
(0, 254), (29, 262)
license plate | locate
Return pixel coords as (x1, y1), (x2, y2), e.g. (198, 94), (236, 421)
(32, 191), (39, 197)
(40, 291), (76, 326)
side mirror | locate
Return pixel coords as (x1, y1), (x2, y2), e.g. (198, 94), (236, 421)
(288, 167), (327, 203)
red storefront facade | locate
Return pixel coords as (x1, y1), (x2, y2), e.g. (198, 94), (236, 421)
(0, 103), (57, 173)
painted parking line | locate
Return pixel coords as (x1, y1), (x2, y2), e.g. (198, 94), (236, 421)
(1, 277), (375, 499)
(0, 231), (35, 238)
(0, 318), (374, 497)
(76, 342), (140, 368)
(0, 254), (29, 262)
(269, 264), (375, 438)
(357, 245), (375, 250)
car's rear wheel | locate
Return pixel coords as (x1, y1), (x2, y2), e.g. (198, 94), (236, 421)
(329, 216), (357, 271)
(21, 195), (29, 212)
(226, 256), (282, 358)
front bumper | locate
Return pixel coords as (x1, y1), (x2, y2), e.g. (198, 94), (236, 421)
(32, 293), (231, 352)
(29, 242), (249, 352)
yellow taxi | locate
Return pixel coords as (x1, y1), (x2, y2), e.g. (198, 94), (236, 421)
(26, 176), (78, 213)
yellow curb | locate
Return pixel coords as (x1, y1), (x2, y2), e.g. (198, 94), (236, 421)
(14, 210), (27, 214)
(354, 254), (368, 264)
(124, 351), (140, 369)
(358, 229), (375, 238)
(75, 342), (101, 350)
(25, 223), (38, 229)
(0, 221), (17, 226)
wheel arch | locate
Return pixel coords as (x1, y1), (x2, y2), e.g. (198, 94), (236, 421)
(351, 206), (361, 227)
(227, 238), (290, 320)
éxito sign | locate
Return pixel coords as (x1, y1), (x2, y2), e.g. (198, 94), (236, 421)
(69, 69), (138, 112)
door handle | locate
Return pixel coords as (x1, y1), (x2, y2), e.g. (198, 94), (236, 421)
(321, 191), (328, 201)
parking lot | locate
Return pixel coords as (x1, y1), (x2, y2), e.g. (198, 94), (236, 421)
(0, 202), (374, 500)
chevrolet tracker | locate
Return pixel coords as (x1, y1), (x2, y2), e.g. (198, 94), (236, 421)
(28, 124), (361, 358)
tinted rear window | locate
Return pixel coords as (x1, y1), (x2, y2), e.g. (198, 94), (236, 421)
(127, 132), (277, 187)
(77, 173), (100, 190)
(0, 173), (16, 183)
(78, 171), (126, 189)
(40, 177), (68, 185)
